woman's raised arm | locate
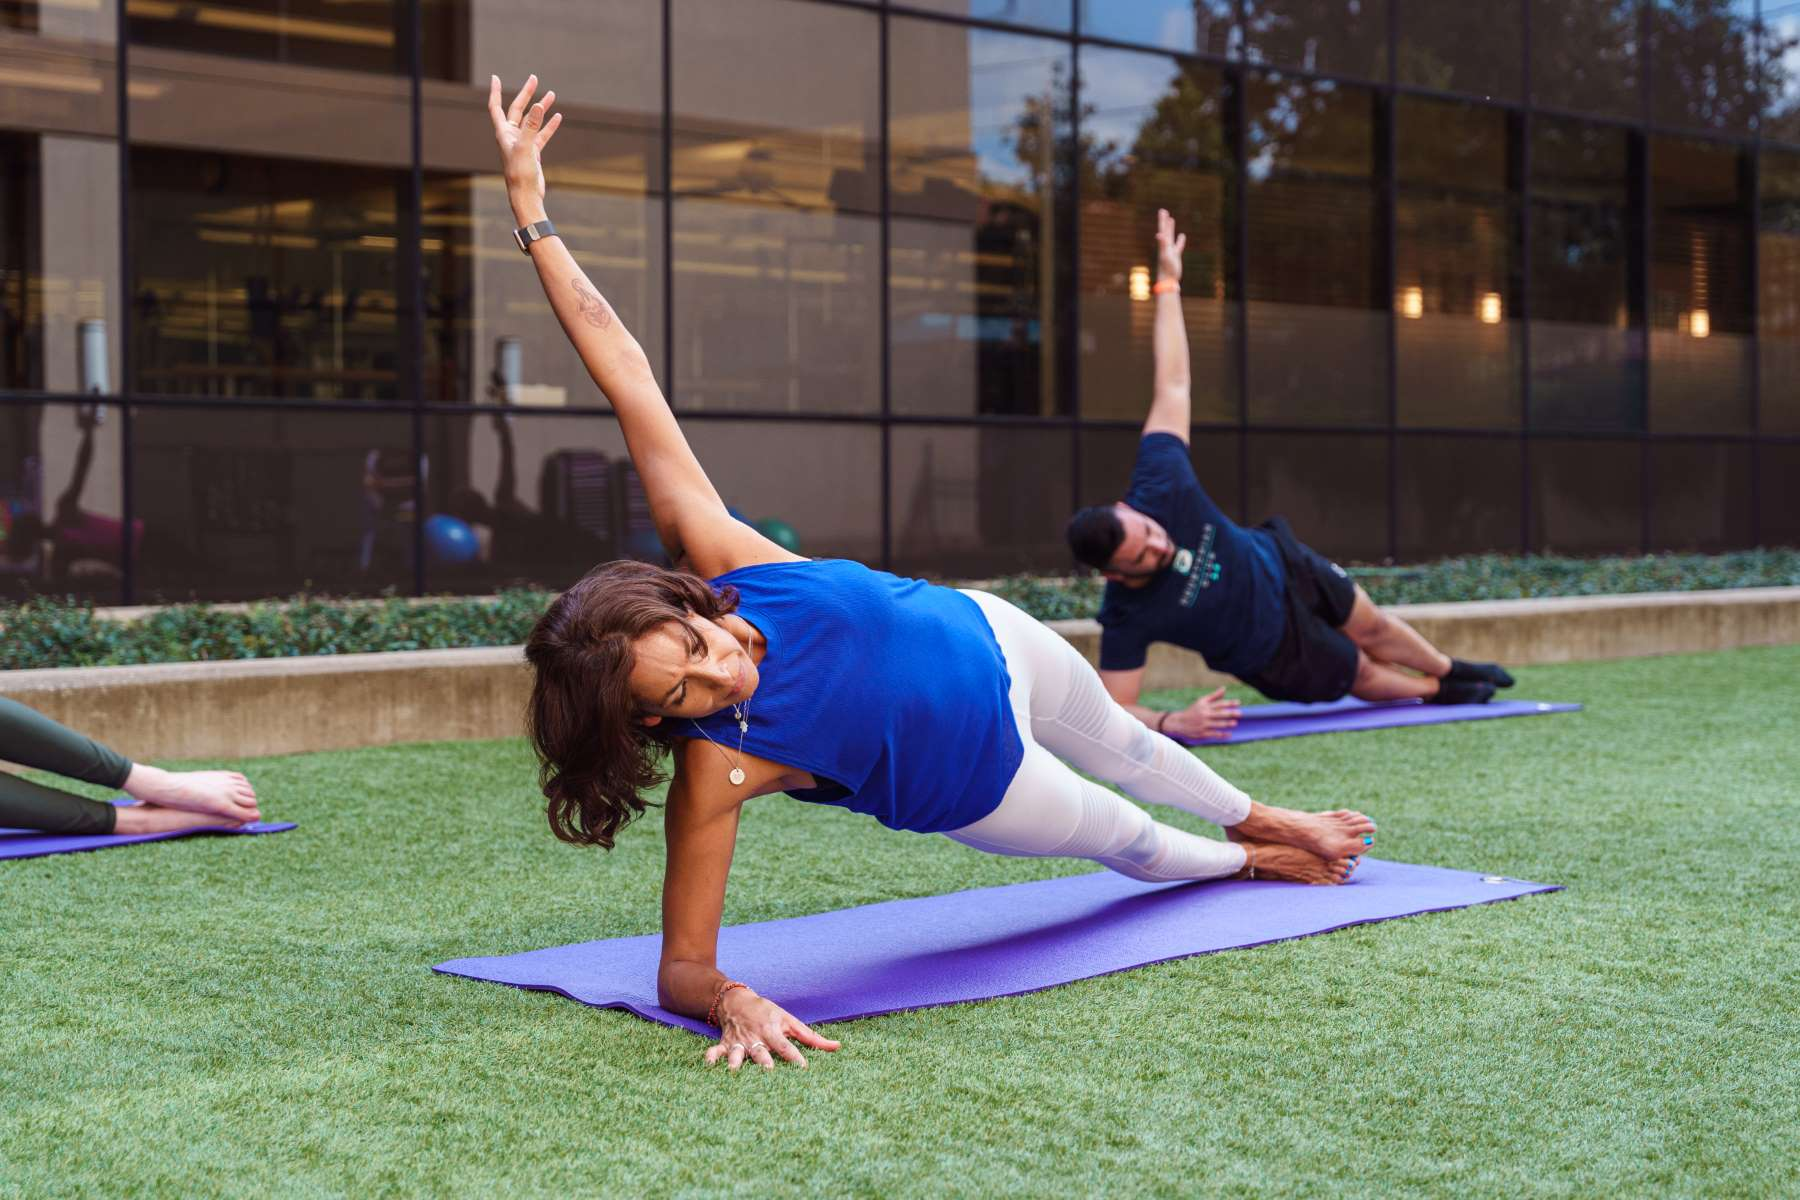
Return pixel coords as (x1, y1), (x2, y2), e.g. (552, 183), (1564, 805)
(487, 75), (800, 577)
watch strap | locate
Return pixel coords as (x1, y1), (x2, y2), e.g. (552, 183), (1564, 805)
(513, 219), (557, 253)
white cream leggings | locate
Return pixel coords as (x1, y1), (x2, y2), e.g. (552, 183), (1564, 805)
(949, 591), (1251, 882)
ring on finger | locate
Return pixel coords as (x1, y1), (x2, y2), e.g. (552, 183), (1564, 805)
(750, 1042), (768, 1053)
(729, 1042), (746, 1052)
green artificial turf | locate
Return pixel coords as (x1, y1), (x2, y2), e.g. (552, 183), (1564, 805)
(3, 647), (1797, 1197)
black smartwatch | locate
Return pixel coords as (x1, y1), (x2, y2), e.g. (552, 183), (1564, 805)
(513, 219), (557, 253)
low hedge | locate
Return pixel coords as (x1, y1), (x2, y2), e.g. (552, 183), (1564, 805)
(3, 549), (1798, 671)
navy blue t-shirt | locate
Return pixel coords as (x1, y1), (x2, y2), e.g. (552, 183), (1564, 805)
(1096, 434), (1286, 678)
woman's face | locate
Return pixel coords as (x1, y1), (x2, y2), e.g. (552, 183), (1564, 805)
(627, 613), (760, 725)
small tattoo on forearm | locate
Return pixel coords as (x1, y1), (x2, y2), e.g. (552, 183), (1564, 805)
(572, 278), (615, 330)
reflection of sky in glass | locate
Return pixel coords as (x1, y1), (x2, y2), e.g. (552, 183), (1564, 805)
(1085, 2), (1193, 50)
(1078, 45), (1183, 153)
(1083, 1), (1231, 53)
(1770, 2), (1800, 111)
(913, 0), (1073, 30)
(964, 30), (1070, 190)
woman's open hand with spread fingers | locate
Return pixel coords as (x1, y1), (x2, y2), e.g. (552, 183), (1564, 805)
(487, 74), (562, 221)
(704, 987), (841, 1072)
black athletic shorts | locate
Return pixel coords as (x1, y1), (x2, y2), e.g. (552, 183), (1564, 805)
(1240, 516), (1360, 703)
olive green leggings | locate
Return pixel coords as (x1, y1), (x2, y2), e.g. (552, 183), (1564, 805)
(0, 699), (132, 835)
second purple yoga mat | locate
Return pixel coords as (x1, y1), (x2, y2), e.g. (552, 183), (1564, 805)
(436, 859), (1558, 1036)
(1174, 697), (1581, 746)
(0, 817), (296, 861)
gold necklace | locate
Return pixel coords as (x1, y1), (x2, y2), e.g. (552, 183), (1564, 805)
(688, 623), (759, 787)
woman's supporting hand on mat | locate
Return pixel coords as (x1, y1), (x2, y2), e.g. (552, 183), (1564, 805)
(1161, 687), (1241, 741)
(704, 986), (841, 1072)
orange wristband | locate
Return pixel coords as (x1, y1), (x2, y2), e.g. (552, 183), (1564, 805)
(1152, 279), (1180, 295)
(707, 980), (748, 1027)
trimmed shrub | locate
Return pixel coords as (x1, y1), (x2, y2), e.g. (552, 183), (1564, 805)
(3, 549), (1798, 671)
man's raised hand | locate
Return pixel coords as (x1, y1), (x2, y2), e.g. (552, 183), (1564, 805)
(1156, 208), (1186, 286)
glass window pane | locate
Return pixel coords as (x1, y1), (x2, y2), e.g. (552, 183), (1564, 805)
(890, 21), (1072, 417)
(671, 0), (879, 414)
(1530, 0), (1642, 121)
(128, 0), (407, 75)
(1395, 99), (1523, 428)
(1243, 0), (1389, 82)
(1246, 432), (1389, 562)
(907, 0), (1073, 31)
(1757, 442), (1800, 544)
(1081, 0), (1235, 57)
(1648, 440), (1752, 551)
(1648, 0), (1758, 134)
(419, 1), (662, 409)
(891, 424), (1072, 576)
(131, 406), (415, 601)
(128, 149), (407, 400)
(1395, 435), (1522, 559)
(1529, 438), (1643, 553)
(1079, 427), (1243, 521)
(0, 3), (116, 137)
(1245, 77), (1384, 426)
(1077, 49), (1236, 424)
(1649, 136), (1751, 432)
(1764, 2), (1800, 144)
(0, 131), (121, 395)
(1757, 147), (1800, 431)
(1528, 118), (1642, 431)
(0, 401), (124, 604)
(1396, 0), (1524, 102)
(129, 44), (409, 169)
(422, 413), (880, 590)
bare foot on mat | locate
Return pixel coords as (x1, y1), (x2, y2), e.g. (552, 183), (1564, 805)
(123, 766), (260, 823)
(1233, 839), (1358, 885)
(112, 802), (247, 836)
(1228, 803), (1375, 861)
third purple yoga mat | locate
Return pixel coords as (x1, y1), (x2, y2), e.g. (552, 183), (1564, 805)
(1173, 697), (1581, 746)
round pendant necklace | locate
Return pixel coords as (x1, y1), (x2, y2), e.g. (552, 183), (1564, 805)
(688, 625), (759, 787)
(690, 700), (750, 786)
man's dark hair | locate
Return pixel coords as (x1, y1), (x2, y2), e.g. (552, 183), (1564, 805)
(1065, 505), (1125, 571)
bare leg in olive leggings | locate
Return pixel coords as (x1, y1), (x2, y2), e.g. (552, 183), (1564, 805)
(0, 698), (260, 835)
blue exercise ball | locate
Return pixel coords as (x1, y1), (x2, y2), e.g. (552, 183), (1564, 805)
(424, 513), (480, 565)
(726, 505), (756, 527)
(624, 528), (666, 562)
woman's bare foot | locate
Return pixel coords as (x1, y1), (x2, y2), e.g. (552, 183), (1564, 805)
(112, 802), (246, 836)
(1234, 839), (1358, 885)
(122, 765), (259, 823)
(1228, 801), (1375, 861)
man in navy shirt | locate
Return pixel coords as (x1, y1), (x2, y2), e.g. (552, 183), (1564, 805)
(1064, 211), (1513, 740)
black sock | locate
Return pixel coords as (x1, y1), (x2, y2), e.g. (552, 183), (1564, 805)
(1447, 659), (1515, 689)
(1430, 677), (1497, 705)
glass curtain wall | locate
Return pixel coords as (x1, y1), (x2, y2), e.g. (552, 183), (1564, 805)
(0, 0), (1795, 605)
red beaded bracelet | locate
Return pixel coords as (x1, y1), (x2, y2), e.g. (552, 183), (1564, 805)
(707, 980), (748, 1027)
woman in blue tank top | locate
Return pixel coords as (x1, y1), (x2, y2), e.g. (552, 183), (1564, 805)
(492, 78), (1378, 1073)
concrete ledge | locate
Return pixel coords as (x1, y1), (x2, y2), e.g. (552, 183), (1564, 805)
(4, 587), (1797, 763)
(1, 647), (530, 763)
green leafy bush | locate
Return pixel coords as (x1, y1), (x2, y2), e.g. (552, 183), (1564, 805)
(3, 549), (1798, 671)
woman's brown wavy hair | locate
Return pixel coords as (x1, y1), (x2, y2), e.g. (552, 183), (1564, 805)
(524, 559), (739, 848)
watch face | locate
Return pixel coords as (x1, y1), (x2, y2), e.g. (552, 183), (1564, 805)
(514, 227), (530, 252)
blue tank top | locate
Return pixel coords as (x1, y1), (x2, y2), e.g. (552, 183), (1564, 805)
(688, 559), (1023, 834)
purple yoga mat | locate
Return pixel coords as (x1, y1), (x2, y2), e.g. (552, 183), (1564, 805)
(0, 805), (296, 861)
(435, 859), (1558, 1035)
(1173, 697), (1582, 746)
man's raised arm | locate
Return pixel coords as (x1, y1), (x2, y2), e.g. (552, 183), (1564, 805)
(1142, 208), (1191, 444)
